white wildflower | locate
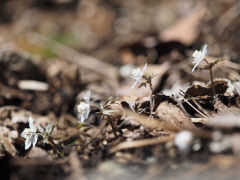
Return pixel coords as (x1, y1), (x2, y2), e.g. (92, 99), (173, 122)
(77, 90), (91, 123)
(174, 130), (193, 152)
(21, 117), (38, 150)
(131, 63), (147, 88)
(192, 44), (208, 72)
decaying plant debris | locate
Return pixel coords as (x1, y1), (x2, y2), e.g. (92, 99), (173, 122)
(1, 0), (240, 180)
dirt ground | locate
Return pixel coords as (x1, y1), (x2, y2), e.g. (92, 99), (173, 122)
(1, 0), (240, 179)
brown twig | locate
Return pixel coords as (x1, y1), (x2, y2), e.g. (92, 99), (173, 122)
(179, 92), (207, 118)
(192, 99), (210, 117)
(181, 90), (210, 117)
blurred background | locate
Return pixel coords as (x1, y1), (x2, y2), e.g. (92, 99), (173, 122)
(0, 0), (239, 65)
(0, 0), (240, 122)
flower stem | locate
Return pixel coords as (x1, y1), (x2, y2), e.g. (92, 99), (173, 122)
(209, 68), (216, 96)
(204, 59), (209, 64)
(204, 58), (216, 96)
(48, 138), (64, 158)
(148, 82), (154, 114)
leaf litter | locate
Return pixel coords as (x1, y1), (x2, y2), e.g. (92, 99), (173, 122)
(1, 0), (240, 180)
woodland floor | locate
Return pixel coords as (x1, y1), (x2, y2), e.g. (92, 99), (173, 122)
(1, 0), (240, 180)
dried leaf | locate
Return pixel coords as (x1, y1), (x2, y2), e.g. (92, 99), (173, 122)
(123, 109), (166, 130)
(0, 134), (16, 157)
(185, 83), (228, 97)
(156, 102), (196, 131)
(160, 3), (206, 45)
(121, 96), (149, 113)
(27, 147), (48, 158)
(124, 102), (196, 132)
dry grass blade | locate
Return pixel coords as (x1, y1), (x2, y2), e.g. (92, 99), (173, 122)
(183, 98), (208, 118)
(191, 118), (208, 124)
(109, 134), (175, 153)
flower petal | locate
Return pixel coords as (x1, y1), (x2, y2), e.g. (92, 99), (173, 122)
(192, 57), (200, 64)
(84, 90), (91, 104)
(21, 128), (30, 139)
(131, 79), (139, 89)
(201, 44), (208, 57)
(32, 134), (38, 147)
(192, 61), (200, 72)
(38, 126), (44, 133)
(28, 117), (36, 132)
(80, 114), (85, 123)
(192, 50), (199, 58)
(46, 123), (53, 134)
(25, 138), (32, 150)
(85, 104), (91, 119)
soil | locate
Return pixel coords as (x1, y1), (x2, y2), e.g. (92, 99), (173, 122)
(1, 0), (240, 180)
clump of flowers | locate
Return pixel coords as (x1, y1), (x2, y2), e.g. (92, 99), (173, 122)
(21, 117), (63, 157)
(76, 90), (120, 136)
(21, 117), (38, 150)
(77, 90), (91, 123)
(191, 44), (223, 96)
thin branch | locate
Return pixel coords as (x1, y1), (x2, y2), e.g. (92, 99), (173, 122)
(179, 92), (207, 118)
(184, 99), (207, 118)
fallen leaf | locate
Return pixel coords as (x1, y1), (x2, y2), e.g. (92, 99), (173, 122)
(156, 102), (196, 131)
(0, 134), (16, 157)
(160, 3), (206, 45)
